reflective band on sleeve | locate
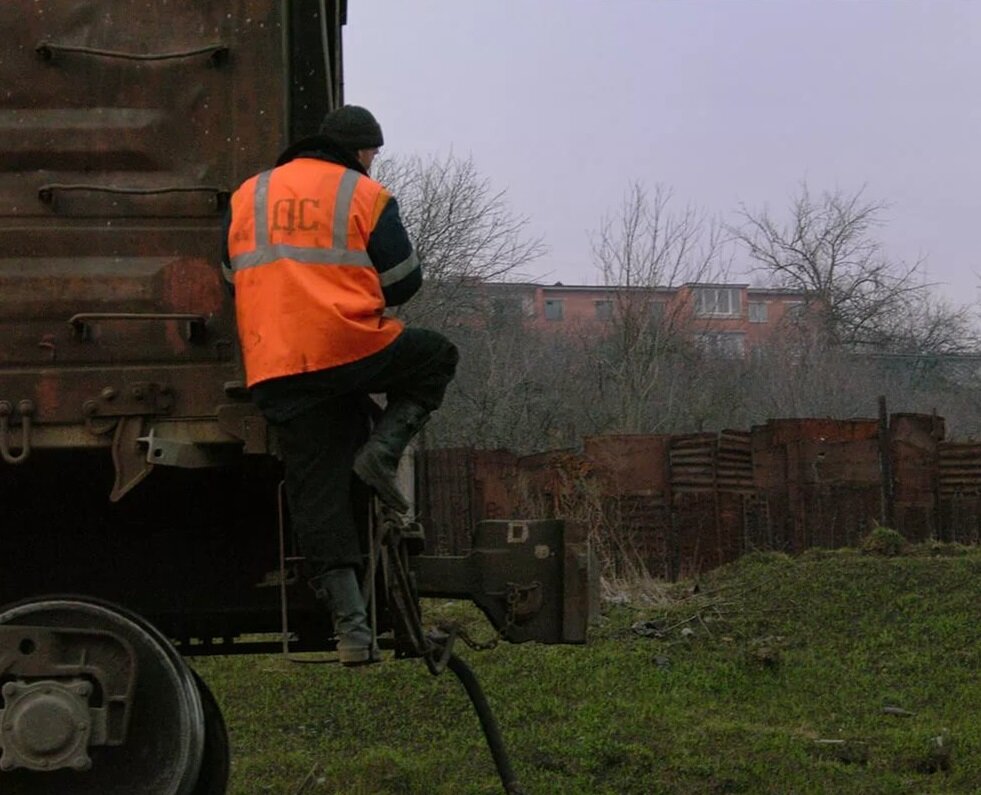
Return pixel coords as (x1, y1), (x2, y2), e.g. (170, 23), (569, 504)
(332, 169), (361, 250)
(378, 249), (420, 287)
(254, 170), (272, 247)
(230, 244), (374, 271)
(221, 261), (235, 284)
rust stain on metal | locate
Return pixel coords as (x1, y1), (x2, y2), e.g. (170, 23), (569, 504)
(583, 434), (670, 495)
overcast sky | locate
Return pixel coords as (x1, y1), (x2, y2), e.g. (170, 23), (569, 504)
(345, 1), (981, 305)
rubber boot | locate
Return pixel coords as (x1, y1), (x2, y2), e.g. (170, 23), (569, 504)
(353, 400), (430, 513)
(320, 568), (378, 666)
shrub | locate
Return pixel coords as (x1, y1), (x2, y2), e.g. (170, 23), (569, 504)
(861, 525), (908, 557)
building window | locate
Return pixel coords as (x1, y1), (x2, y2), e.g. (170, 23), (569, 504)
(695, 331), (746, 358)
(544, 299), (564, 321)
(694, 287), (742, 317)
(748, 301), (768, 323)
(783, 300), (805, 322)
(595, 300), (613, 321)
(651, 301), (666, 323)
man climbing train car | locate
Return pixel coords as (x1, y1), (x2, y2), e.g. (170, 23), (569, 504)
(223, 105), (459, 665)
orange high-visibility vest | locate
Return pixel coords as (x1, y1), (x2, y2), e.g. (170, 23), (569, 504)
(227, 159), (403, 387)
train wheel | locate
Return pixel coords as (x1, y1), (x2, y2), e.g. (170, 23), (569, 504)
(190, 671), (230, 795)
(0, 597), (206, 794)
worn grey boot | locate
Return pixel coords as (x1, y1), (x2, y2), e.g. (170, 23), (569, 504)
(320, 568), (378, 666)
(353, 400), (429, 513)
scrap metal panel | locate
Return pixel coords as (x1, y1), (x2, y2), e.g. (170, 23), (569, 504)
(753, 418), (882, 552)
(938, 440), (981, 543)
(599, 492), (673, 580)
(417, 448), (476, 556)
(939, 494), (981, 544)
(890, 413), (942, 541)
(583, 434), (670, 495)
(583, 435), (674, 578)
(472, 449), (521, 523)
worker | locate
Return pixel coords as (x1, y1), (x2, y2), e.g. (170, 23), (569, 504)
(222, 105), (458, 665)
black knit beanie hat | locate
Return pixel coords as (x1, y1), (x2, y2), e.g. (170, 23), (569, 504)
(318, 105), (384, 152)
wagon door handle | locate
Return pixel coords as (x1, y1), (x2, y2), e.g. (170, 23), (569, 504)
(38, 184), (231, 212)
(69, 313), (209, 343)
(36, 41), (228, 66)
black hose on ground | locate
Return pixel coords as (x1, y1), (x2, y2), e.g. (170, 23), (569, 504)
(446, 653), (525, 795)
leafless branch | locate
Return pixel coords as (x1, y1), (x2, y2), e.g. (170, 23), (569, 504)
(375, 153), (546, 327)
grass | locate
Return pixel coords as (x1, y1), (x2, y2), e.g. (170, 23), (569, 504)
(193, 543), (981, 794)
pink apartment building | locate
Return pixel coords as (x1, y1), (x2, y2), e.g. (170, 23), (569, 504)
(467, 281), (814, 355)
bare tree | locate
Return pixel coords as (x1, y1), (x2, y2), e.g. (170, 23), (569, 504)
(733, 184), (935, 350)
(587, 183), (730, 433)
(875, 293), (981, 355)
(374, 152), (545, 327)
(593, 183), (727, 289)
(432, 320), (584, 451)
(372, 153), (559, 449)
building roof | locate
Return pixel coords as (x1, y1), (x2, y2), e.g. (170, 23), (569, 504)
(479, 279), (811, 297)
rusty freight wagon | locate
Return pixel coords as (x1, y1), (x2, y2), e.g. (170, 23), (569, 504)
(0, 3), (593, 792)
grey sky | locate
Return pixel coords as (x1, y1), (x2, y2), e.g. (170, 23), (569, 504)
(345, 1), (980, 304)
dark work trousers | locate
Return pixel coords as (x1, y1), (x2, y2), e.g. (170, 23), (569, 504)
(268, 328), (459, 587)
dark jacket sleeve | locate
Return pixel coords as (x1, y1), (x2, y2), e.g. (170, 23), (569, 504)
(367, 197), (421, 306)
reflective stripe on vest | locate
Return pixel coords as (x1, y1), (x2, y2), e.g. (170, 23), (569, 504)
(230, 168), (374, 271)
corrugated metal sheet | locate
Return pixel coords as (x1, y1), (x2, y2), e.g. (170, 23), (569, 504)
(718, 430), (754, 492)
(670, 433), (717, 492)
(938, 442), (981, 495)
(938, 440), (981, 544)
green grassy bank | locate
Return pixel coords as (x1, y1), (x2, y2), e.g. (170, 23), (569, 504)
(194, 544), (981, 794)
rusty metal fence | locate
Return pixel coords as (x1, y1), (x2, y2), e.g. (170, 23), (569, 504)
(418, 412), (978, 578)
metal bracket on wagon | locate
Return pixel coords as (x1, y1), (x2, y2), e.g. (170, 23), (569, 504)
(411, 519), (597, 645)
(0, 400), (34, 465)
(69, 312), (209, 344)
(82, 382), (175, 436)
(216, 403), (269, 454)
(137, 427), (241, 469)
